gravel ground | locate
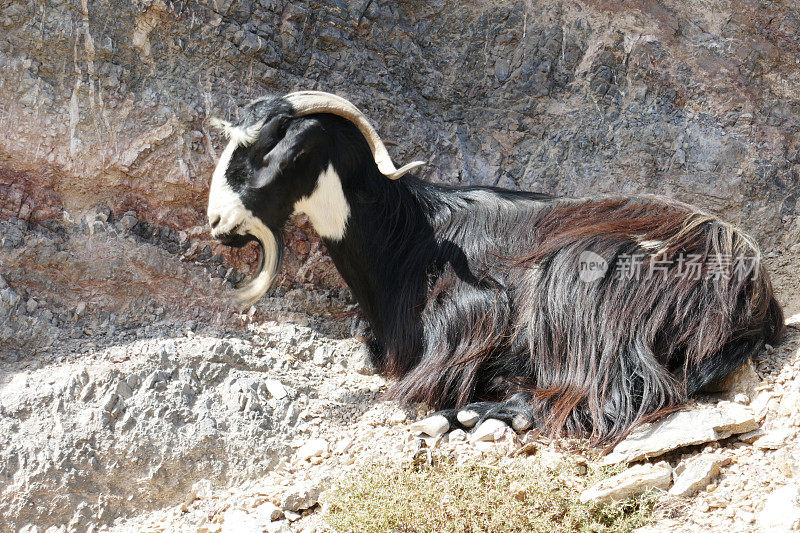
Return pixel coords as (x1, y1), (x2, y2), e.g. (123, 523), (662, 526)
(2, 214), (799, 532)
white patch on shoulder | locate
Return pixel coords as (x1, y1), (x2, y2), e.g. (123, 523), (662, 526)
(293, 164), (350, 241)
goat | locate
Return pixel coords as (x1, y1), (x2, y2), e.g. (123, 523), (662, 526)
(206, 91), (784, 443)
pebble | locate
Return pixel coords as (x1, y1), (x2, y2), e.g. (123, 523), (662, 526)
(388, 410), (408, 424)
(333, 437), (354, 454)
(221, 509), (265, 533)
(448, 428), (467, 443)
(281, 481), (324, 512)
(734, 393), (750, 405)
(511, 413), (533, 432)
(117, 212), (138, 233)
(296, 439), (328, 462)
(409, 415), (449, 437)
(265, 380), (288, 400)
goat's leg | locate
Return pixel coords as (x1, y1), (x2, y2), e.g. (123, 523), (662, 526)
(432, 392), (538, 433)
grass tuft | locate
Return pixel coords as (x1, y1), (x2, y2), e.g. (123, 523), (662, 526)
(324, 453), (656, 533)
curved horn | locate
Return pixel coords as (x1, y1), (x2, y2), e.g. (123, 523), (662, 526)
(283, 90), (426, 180)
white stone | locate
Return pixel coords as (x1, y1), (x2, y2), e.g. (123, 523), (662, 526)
(296, 438), (327, 461)
(333, 436), (353, 454)
(756, 485), (800, 531)
(448, 429), (467, 443)
(668, 455), (721, 497)
(281, 481), (324, 512)
(253, 502), (283, 522)
(604, 404), (759, 464)
(470, 419), (509, 443)
(734, 393), (750, 405)
(221, 509), (266, 533)
(753, 428), (794, 450)
(388, 410), (408, 424)
(511, 413), (532, 432)
(265, 380), (287, 400)
(409, 415), (449, 437)
(580, 462), (673, 504)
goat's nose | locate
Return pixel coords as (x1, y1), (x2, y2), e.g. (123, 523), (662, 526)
(210, 215), (221, 229)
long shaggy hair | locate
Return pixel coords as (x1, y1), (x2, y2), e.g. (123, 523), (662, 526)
(375, 187), (783, 443)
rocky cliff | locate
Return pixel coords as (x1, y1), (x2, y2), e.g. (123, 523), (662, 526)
(2, 0), (800, 278)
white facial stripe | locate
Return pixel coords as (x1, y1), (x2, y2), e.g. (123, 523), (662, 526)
(207, 138), (278, 304)
(293, 164), (350, 241)
(208, 139), (251, 237)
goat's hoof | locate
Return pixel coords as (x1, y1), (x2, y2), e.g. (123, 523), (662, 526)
(428, 392), (538, 436)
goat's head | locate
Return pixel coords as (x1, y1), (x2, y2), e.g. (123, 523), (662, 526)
(206, 91), (425, 304)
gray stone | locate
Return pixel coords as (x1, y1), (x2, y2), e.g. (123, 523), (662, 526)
(604, 404), (759, 464)
(281, 481), (324, 512)
(117, 213), (138, 233)
(668, 455), (721, 497)
(580, 462), (673, 504)
(739, 428), (766, 444)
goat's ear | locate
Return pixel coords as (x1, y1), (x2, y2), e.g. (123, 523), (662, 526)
(208, 117), (234, 136)
(248, 133), (296, 189)
(248, 121), (319, 189)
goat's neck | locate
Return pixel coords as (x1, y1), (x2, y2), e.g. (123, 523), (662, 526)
(318, 174), (437, 343)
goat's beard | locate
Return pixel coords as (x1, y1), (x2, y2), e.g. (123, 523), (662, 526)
(234, 224), (284, 305)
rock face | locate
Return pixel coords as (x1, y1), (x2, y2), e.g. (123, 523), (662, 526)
(603, 403), (759, 464)
(2, 0), (800, 293)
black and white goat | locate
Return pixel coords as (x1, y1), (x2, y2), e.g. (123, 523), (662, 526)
(206, 91), (783, 443)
